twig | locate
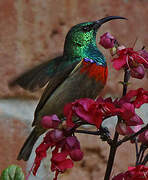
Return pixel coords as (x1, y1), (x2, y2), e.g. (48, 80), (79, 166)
(122, 68), (130, 96)
(75, 129), (99, 135)
(135, 139), (139, 159)
(136, 144), (144, 166)
(135, 140), (139, 165)
(139, 146), (147, 164)
(75, 129), (113, 145)
(142, 153), (148, 165)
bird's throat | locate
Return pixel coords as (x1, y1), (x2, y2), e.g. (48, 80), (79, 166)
(64, 41), (106, 66)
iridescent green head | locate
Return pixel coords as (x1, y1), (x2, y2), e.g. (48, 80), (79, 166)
(64, 16), (126, 58)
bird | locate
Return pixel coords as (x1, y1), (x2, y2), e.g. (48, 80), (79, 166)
(9, 16), (126, 161)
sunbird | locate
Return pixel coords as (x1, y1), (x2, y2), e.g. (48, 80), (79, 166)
(10, 16), (126, 161)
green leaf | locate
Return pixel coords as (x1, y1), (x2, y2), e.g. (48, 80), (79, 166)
(0, 165), (25, 180)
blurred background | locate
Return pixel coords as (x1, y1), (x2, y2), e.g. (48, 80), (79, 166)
(0, 0), (148, 179)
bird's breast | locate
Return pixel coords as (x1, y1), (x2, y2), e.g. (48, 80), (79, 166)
(80, 59), (108, 85)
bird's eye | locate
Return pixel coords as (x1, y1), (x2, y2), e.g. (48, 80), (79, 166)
(82, 25), (92, 32)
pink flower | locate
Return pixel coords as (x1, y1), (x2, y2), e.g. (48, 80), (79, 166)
(114, 88), (148, 127)
(124, 88), (148, 108)
(138, 129), (148, 145)
(51, 151), (73, 180)
(64, 94), (145, 130)
(32, 128), (83, 180)
(112, 165), (148, 180)
(64, 91), (146, 131)
(111, 48), (133, 70)
(96, 97), (121, 119)
(116, 122), (141, 136)
(51, 152), (73, 180)
(64, 98), (103, 128)
(99, 32), (116, 49)
(64, 97), (120, 129)
(32, 129), (65, 176)
(63, 136), (84, 161)
(41, 115), (61, 129)
(111, 48), (148, 79)
(33, 143), (50, 175)
(115, 102), (143, 126)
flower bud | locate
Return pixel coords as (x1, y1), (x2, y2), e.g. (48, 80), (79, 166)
(131, 65), (145, 79)
(65, 136), (80, 150)
(41, 115), (61, 129)
(99, 32), (116, 49)
(49, 129), (64, 142)
(70, 149), (83, 161)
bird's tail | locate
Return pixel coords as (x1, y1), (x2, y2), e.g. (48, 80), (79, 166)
(17, 128), (44, 161)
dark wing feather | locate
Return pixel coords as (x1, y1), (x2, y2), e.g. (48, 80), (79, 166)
(33, 59), (82, 126)
(33, 60), (80, 125)
(9, 56), (65, 92)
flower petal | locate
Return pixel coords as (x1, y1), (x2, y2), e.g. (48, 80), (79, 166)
(111, 55), (127, 70)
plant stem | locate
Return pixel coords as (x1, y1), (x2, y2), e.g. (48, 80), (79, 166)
(135, 140), (139, 165)
(138, 145), (147, 164)
(136, 144), (143, 165)
(75, 129), (100, 135)
(142, 153), (148, 165)
(135, 139), (139, 157)
(139, 148), (146, 164)
(104, 69), (130, 180)
(104, 131), (119, 180)
(122, 68), (130, 96)
(75, 129), (113, 145)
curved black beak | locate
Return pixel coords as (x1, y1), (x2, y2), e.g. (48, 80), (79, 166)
(93, 16), (127, 30)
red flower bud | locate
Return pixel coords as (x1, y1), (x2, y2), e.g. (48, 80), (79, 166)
(65, 136), (80, 150)
(41, 115), (61, 129)
(50, 129), (64, 142)
(70, 149), (83, 161)
(130, 65), (145, 79)
(99, 32), (116, 49)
